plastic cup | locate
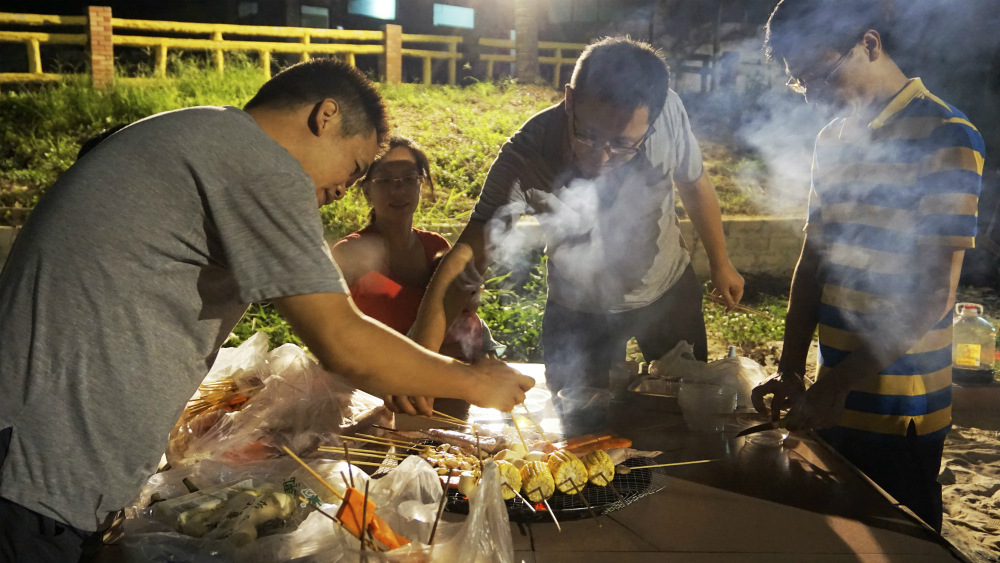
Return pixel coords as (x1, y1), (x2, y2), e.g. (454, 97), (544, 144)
(744, 428), (790, 447)
(678, 381), (737, 433)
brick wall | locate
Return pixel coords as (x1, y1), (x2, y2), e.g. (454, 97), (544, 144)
(86, 6), (114, 90)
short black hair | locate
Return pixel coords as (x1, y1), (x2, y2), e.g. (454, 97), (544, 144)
(765, 0), (893, 64)
(569, 36), (671, 124)
(245, 58), (389, 146)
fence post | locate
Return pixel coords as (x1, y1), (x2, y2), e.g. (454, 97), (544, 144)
(344, 52), (356, 67)
(514, 0), (538, 82)
(299, 34), (310, 63)
(259, 50), (271, 79)
(422, 57), (432, 85)
(27, 39), (42, 74)
(552, 48), (561, 88)
(448, 42), (457, 85)
(155, 42), (167, 77)
(86, 6), (114, 90)
(486, 59), (494, 78)
(380, 24), (402, 84)
(212, 30), (224, 72)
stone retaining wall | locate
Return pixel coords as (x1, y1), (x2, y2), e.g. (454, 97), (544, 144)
(1, 218), (806, 278)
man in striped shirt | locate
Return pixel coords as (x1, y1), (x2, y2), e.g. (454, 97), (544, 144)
(752, 0), (985, 532)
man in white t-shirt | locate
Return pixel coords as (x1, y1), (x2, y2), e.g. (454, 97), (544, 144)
(456, 37), (745, 393)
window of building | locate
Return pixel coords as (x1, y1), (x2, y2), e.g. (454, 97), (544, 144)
(301, 5), (330, 28)
(433, 4), (475, 29)
(237, 2), (258, 19)
(347, 0), (397, 20)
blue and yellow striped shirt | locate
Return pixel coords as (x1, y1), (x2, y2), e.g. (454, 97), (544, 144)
(809, 78), (985, 441)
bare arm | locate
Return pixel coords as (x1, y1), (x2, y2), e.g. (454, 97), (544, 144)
(675, 172), (744, 308)
(751, 231), (822, 419)
(456, 218), (492, 276)
(273, 292), (533, 412)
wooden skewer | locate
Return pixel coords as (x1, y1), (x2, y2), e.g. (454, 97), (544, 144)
(542, 498), (561, 532)
(346, 435), (418, 450)
(360, 481), (369, 562)
(509, 411), (530, 453)
(503, 483), (536, 512)
(706, 293), (774, 320)
(344, 460), (397, 469)
(297, 495), (380, 552)
(319, 446), (406, 456)
(343, 446), (356, 489)
(428, 480), (449, 545)
(339, 450), (406, 461)
(519, 405), (551, 444)
(281, 446), (344, 502)
(415, 414), (471, 428)
(628, 459), (720, 470)
(561, 478), (601, 527)
(432, 409), (467, 424)
(354, 433), (421, 448)
(607, 480), (628, 504)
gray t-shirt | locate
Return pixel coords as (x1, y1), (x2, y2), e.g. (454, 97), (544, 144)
(0, 106), (347, 531)
(471, 90), (703, 313)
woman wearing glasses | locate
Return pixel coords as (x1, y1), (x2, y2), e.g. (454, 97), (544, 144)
(332, 136), (491, 372)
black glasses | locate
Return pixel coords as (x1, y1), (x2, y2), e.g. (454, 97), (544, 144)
(366, 175), (425, 189)
(570, 112), (654, 160)
(786, 44), (855, 94)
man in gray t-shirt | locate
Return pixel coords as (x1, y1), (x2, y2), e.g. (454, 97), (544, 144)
(0, 59), (533, 562)
(457, 37), (745, 393)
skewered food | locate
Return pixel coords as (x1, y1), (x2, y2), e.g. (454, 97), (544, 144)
(547, 450), (588, 494)
(524, 451), (548, 462)
(495, 461), (522, 501)
(567, 437), (633, 456)
(458, 471), (479, 496)
(520, 461), (555, 502)
(615, 465), (631, 475)
(582, 450), (615, 486)
(493, 449), (523, 462)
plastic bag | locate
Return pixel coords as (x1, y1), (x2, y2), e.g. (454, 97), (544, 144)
(167, 333), (390, 467)
(639, 341), (768, 408)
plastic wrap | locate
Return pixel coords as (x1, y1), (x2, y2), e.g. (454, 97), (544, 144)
(167, 333), (389, 467)
(120, 457), (514, 563)
(639, 341), (768, 408)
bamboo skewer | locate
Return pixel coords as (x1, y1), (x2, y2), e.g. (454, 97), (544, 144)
(298, 495), (380, 552)
(355, 433), (421, 448)
(428, 480), (449, 545)
(342, 460), (397, 469)
(338, 450), (405, 461)
(560, 478), (601, 527)
(542, 499), (561, 532)
(415, 414), (471, 428)
(345, 435), (418, 450)
(319, 446), (407, 456)
(503, 484), (536, 512)
(282, 446), (344, 502)
(706, 292), (774, 320)
(628, 459), (720, 470)
(509, 411), (530, 453)
(360, 481), (369, 562)
(432, 409), (467, 424)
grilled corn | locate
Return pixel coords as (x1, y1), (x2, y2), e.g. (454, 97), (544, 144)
(547, 450), (588, 494)
(520, 460), (554, 502)
(496, 460), (522, 500)
(582, 450), (615, 487)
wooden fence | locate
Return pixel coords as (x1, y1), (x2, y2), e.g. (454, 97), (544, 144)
(479, 38), (585, 88)
(0, 8), (465, 87)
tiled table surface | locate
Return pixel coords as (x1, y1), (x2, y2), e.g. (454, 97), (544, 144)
(488, 365), (966, 563)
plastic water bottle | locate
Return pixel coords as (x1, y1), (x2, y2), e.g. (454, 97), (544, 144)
(953, 303), (996, 384)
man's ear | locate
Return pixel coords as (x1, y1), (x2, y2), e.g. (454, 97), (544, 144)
(308, 98), (342, 138)
(863, 30), (883, 62)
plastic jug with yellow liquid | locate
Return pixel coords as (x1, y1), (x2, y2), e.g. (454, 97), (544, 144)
(953, 303), (996, 385)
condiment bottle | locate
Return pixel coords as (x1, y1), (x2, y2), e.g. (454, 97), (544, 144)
(953, 303), (996, 385)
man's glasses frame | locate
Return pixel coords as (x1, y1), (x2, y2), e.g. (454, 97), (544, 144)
(785, 42), (857, 95)
(569, 110), (655, 160)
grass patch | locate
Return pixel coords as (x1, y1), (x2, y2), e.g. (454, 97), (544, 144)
(703, 293), (788, 349)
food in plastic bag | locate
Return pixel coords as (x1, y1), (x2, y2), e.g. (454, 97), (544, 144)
(166, 332), (390, 467)
(638, 340), (768, 408)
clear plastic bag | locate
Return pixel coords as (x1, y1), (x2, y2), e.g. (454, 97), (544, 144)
(167, 333), (390, 467)
(640, 341), (768, 408)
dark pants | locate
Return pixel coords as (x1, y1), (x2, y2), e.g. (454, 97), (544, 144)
(542, 264), (708, 394)
(818, 424), (945, 533)
(0, 427), (100, 563)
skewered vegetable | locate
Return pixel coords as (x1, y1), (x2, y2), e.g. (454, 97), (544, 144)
(567, 437), (633, 456)
(520, 461), (555, 502)
(547, 450), (588, 494)
(582, 450), (615, 486)
(496, 461), (522, 501)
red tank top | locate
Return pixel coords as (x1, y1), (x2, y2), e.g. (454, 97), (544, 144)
(336, 228), (483, 357)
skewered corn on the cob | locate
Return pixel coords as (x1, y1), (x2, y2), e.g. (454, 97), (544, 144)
(547, 450), (588, 494)
(582, 450), (615, 486)
(496, 460), (522, 500)
(520, 460), (554, 502)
